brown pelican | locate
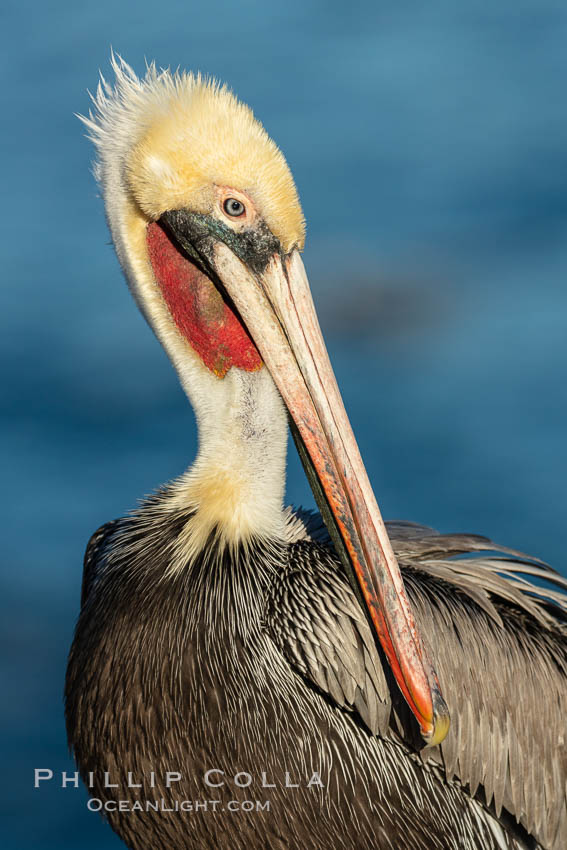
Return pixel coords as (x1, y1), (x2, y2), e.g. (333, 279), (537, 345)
(66, 57), (567, 850)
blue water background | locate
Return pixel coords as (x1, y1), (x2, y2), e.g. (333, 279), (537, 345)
(1, 2), (567, 847)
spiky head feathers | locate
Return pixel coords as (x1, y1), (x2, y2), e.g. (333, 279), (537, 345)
(82, 57), (305, 253)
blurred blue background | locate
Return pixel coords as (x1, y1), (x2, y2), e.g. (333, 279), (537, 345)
(2, 1), (566, 847)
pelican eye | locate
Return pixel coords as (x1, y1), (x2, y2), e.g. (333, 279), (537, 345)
(223, 198), (246, 217)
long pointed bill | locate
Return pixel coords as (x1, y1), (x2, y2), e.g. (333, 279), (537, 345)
(211, 244), (450, 746)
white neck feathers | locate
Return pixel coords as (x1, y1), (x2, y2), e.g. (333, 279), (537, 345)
(166, 366), (289, 568)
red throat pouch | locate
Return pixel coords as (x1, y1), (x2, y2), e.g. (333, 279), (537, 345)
(146, 221), (263, 378)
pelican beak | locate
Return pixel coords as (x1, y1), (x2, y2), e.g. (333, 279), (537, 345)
(159, 211), (450, 746)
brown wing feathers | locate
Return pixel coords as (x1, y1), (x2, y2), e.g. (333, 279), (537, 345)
(269, 517), (567, 850)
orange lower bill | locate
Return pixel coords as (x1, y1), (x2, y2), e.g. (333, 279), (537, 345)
(211, 243), (451, 745)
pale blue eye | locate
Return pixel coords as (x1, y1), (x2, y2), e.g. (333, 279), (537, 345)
(224, 198), (245, 217)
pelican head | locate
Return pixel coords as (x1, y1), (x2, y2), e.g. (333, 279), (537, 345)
(82, 55), (449, 746)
